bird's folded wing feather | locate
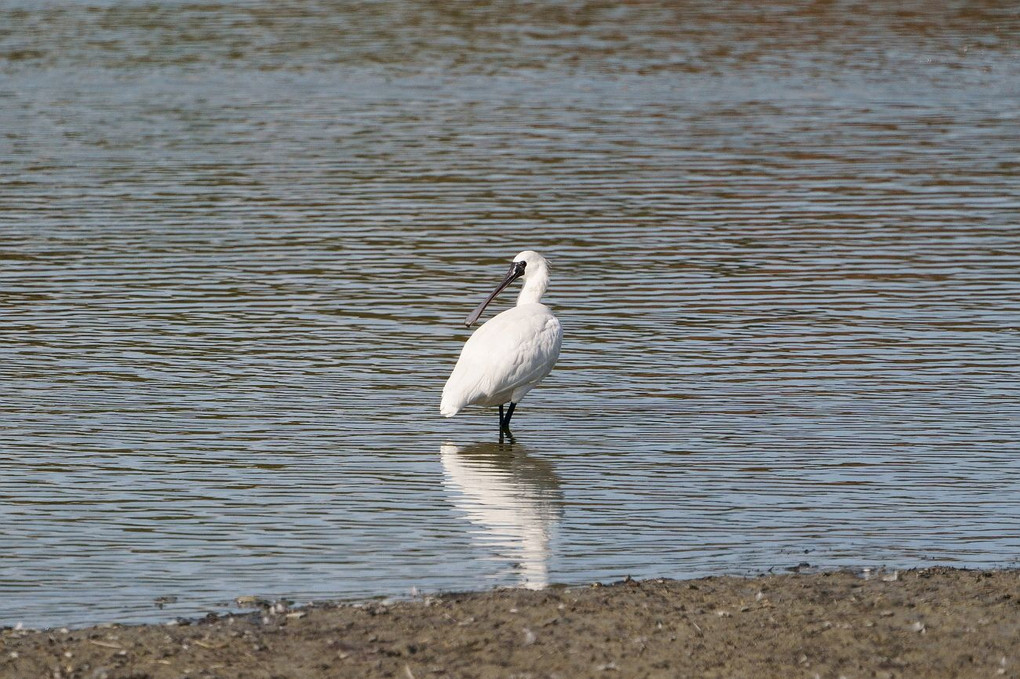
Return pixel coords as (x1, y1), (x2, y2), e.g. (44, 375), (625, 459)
(444, 312), (562, 407)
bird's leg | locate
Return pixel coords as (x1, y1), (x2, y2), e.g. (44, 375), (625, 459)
(500, 402), (517, 439)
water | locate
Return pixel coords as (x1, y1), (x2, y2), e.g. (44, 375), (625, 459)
(2, 0), (1019, 628)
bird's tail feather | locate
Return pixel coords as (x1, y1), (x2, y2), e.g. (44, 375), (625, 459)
(439, 396), (460, 418)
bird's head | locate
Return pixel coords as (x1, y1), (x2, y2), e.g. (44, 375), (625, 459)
(511, 250), (550, 282)
(463, 251), (552, 327)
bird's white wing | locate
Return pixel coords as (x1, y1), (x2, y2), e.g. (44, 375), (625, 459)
(441, 306), (562, 414)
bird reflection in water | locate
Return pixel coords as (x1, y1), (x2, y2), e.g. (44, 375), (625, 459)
(440, 442), (563, 589)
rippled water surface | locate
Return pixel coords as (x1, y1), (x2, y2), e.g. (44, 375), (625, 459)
(2, 0), (1019, 628)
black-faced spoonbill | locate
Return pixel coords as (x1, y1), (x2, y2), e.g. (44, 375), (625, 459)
(440, 251), (563, 439)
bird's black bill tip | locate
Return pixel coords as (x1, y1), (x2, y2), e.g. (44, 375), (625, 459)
(464, 299), (489, 327)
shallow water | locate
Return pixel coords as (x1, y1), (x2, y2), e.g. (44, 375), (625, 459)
(2, 0), (1019, 628)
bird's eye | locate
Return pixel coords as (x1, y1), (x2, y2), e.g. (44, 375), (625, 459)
(515, 261), (527, 273)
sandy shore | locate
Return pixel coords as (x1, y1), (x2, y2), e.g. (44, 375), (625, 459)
(2, 568), (1017, 679)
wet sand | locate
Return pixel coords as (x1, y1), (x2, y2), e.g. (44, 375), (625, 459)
(2, 568), (1017, 679)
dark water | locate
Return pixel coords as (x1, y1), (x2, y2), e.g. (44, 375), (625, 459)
(2, 1), (1019, 628)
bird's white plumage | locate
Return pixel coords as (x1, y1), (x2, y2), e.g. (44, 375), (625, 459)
(441, 251), (562, 419)
(441, 305), (561, 415)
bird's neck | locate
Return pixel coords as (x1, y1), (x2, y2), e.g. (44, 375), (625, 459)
(517, 275), (548, 305)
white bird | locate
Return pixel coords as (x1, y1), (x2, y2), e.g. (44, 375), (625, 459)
(441, 251), (563, 438)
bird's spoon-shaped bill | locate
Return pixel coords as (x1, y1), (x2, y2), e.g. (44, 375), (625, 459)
(464, 260), (526, 327)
